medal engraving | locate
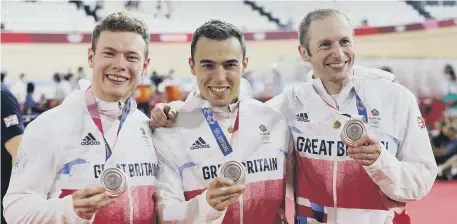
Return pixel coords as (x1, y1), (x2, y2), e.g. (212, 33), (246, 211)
(223, 164), (242, 182)
(218, 160), (247, 184)
(347, 123), (363, 140)
(103, 172), (122, 190)
(100, 167), (127, 197)
(341, 119), (367, 147)
(332, 120), (341, 129)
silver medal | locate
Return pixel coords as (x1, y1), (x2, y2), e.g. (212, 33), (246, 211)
(341, 119), (367, 147)
(100, 167), (127, 197)
(217, 160), (247, 184)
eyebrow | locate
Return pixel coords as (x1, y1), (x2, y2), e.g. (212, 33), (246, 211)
(318, 37), (350, 44)
(102, 46), (140, 56)
(199, 59), (239, 64)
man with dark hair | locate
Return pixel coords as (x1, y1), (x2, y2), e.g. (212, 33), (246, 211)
(3, 12), (159, 223)
(152, 20), (293, 223)
(150, 9), (437, 224)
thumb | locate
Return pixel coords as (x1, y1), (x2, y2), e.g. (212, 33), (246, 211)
(168, 108), (177, 120)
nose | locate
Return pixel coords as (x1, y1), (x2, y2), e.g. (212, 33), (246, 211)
(213, 65), (227, 83)
(112, 54), (128, 72)
(331, 45), (345, 60)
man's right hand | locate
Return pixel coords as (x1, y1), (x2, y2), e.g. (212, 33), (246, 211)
(206, 177), (246, 211)
(149, 103), (178, 129)
(72, 186), (115, 220)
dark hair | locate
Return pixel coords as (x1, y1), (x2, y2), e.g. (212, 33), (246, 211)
(53, 73), (61, 82)
(445, 64), (456, 81)
(1, 72), (6, 82)
(27, 82), (35, 93)
(190, 20), (246, 62)
(91, 11), (150, 58)
(298, 9), (352, 55)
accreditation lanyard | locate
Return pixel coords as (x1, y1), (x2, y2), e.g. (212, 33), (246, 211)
(312, 86), (368, 122)
(84, 87), (132, 161)
(201, 105), (240, 156)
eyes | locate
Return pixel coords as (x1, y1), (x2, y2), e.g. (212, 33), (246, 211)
(102, 52), (140, 62)
(319, 39), (351, 49)
(201, 63), (237, 70)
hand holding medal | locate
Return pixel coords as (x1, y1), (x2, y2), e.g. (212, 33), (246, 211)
(345, 123), (382, 166)
(206, 177), (246, 211)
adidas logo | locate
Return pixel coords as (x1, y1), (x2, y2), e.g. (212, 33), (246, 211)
(296, 113), (309, 122)
(190, 137), (210, 150)
(81, 133), (101, 145)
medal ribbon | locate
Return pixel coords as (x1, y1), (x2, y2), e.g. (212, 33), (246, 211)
(85, 87), (132, 161)
(202, 105), (240, 156)
(312, 86), (400, 145)
(312, 86), (368, 122)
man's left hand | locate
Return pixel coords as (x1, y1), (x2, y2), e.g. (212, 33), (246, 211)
(347, 135), (381, 166)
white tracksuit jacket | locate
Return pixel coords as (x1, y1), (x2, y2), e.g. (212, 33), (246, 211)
(152, 90), (294, 224)
(267, 66), (438, 224)
(3, 80), (158, 224)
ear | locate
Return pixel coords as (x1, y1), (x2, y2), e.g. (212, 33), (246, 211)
(298, 45), (311, 62)
(88, 48), (95, 68)
(188, 58), (196, 76)
(142, 58), (151, 76)
(241, 57), (249, 74)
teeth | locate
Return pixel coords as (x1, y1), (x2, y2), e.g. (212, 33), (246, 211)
(328, 62), (346, 68)
(107, 75), (127, 82)
(210, 87), (228, 93)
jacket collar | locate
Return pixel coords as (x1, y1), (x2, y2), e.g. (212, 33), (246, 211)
(62, 79), (137, 116)
(304, 65), (396, 106)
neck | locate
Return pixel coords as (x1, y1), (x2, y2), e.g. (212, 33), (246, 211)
(201, 95), (239, 108)
(322, 80), (343, 95)
(91, 86), (127, 103)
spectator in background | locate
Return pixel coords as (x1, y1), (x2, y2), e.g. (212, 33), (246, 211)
(1, 83), (25, 224)
(360, 19), (369, 27)
(71, 66), (87, 90)
(23, 82), (45, 116)
(154, 0), (172, 19)
(9, 73), (27, 106)
(440, 64), (457, 95)
(23, 83), (37, 115)
(1, 71), (6, 83)
(125, 0), (140, 10)
(439, 64), (457, 116)
(432, 122), (457, 180)
(53, 73), (72, 102)
(151, 70), (164, 87)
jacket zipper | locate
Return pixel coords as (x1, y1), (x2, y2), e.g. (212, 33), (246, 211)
(240, 195), (244, 224)
(333, 105), (339, 223)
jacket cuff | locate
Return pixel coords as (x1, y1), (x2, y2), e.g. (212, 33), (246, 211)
(362, 144), (397, 185)
(62, 195), (95, 224)
(198, 190), (226, 222)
